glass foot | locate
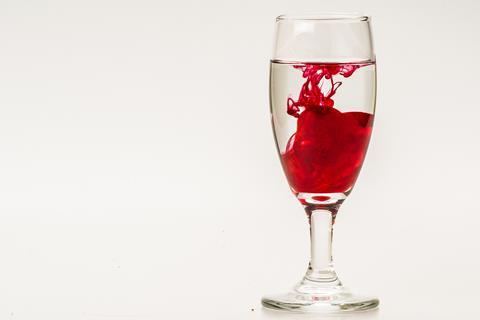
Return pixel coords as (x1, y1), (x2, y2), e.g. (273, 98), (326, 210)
(262, 210), (378, 313)
(262, 287), (378, 313)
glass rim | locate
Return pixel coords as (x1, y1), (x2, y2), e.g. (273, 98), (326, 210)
(276, 13), (369, 22)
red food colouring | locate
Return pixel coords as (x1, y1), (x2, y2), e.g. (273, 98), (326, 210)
(312, 195), (331, 202)
(281, 63), (374, 194)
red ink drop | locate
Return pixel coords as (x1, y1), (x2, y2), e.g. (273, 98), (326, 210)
(281, 63), (374, 194)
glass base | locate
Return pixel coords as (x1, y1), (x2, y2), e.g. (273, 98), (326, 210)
(262, 286), (378, 313)
(262, 209), (378, 313)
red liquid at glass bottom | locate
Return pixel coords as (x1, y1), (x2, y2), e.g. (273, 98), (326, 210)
(281, 107), (373, 194)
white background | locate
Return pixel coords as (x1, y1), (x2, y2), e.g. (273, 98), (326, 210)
(0, 0), (479, 319)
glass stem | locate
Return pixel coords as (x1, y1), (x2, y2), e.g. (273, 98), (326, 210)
(304, 206), (341, 285)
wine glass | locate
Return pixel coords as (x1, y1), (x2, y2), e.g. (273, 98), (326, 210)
(262, 13), (378, 313)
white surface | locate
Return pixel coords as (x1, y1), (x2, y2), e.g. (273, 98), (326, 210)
(0, 0), (479, 319)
